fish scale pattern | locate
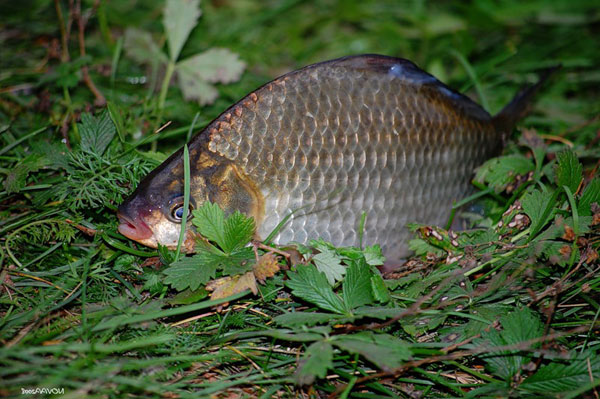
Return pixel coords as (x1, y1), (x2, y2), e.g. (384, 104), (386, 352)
(206, 56), (501, 260)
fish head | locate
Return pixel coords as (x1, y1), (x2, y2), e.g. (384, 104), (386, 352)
(117, 142), (263, 251)
(117, 148), (199, 251)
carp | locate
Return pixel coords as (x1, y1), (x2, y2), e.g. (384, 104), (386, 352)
(117, 54), (552, 261)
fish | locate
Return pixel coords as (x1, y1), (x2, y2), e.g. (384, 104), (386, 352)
(117, 54), (554, 261)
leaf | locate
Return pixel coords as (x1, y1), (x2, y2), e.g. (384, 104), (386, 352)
(253, 253), (281, 282)
(4, 154), (47, 193)
(521, 353), (600, 394)
(342, 260), (375, 309)
(123, 28), (167, 65)
(370, 274), (391, 303)
(78, 110), (116, 156)
(333, 332), (411, 371)
(286, 265), (347, 315)
(222, 210), (255, 253)
(176, 70), (219, 105)
(294, 341), (333, 386)
(176, 48), (246, 84)
(475, 307), (543, 380)
(475, 155), (535, 192)
(107, 101), (125, 142)
(163, 0), (201, 61)
(579, 178), (600, 216)
(312, 249), (346, 285)
(273, 312), (340, 327)
(163, 255), (217, 291)
(192, 202), (225, 249)
(363, 244), (385, 266)
(555, 149), (583, 194)
(521, 188), (558, 238)
(206, 272), (257, 299)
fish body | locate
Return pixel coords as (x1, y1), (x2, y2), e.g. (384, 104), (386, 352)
(118, 55), (548, 261)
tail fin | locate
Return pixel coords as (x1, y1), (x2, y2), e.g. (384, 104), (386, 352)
(492, 65), (561, 133)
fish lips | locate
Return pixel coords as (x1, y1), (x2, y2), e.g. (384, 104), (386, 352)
(117, 211), (154, 242)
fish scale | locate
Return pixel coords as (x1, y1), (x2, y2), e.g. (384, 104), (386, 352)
(205, 56), (499, 259)
(118, 54), (554, 262)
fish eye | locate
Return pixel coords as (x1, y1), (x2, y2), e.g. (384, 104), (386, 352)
(169, 197), (194, 223)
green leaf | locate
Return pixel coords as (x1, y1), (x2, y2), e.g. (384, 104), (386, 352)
(286, 265), (347, 314)
(555, 149), (583, 194)
(107, 102), (125, 142)
(294, 341), (333, 386)
(163, 255), (218, 291)
(274, 312), (340, 327)
(192, 202), (226, 249)
(342, 260), (375, 309)
(521, 353), (600, 394)
(3, 154), (47, 194)
(475, 154), (534, 192)
(78, 110), (116, 156)
(579, 178), (600, 216)
(363, 244), (385, 266)
(222, 211), (255, 253)
(475, 307), (543, 380)
(370, 274), (391, 303)
(123, 28), (167, 65)
(521, 188), (558, 239)
(176, 70), (219, 105)
(333, 332), (411, 371)
(177, 48), (246, 84)
(163, 0), (201, 62)
(312, 249), (346, 285)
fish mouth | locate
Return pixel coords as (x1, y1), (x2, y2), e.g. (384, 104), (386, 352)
(117, 212), (154, 242)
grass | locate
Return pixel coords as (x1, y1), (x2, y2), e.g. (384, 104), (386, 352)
(1, 0), (600, 398)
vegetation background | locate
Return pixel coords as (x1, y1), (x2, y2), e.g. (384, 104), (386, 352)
(1, 0), (599, 397)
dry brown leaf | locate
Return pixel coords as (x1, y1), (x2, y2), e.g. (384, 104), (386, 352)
(206, 272), (258, 300)
(253, 252), (280, 283)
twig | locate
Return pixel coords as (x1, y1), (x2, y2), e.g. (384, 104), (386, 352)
(74, 0), (106, 106)
(54, 0), (70, 62)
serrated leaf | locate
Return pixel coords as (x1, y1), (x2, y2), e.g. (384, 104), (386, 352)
(163, 255), (217, 291)
(4, 154), (47, 193)
(163, 0), (201, 61)
(286, 265), (347, 314)
(123, 28), (167, 65)
(312, 249), (346, 285)
(555, 149), (582, 194)
(370, 274), (391, 303)
(354, 306), (402, 319)
(206, 271), (257, 299)
(78, 110), (116, 156)
(176, 70), (219, 105)
(521, 353), (600, 393)
(408, 238), (445, 256)
(222, 210), (255, 253)
(476, 307), (543, 380)
(273, 312), (339, 327)
(475, 155), (534, 192)
(363, 244), (385, 266)
(192, 202), (225, 248)
(579, 178), (600, 216)
(253, 252), (280, 282)
(177, 48), (246, 84)
(294, 341), (333, 385)
(333, 332), (411, 371)
(342, 260), (375, 309)
(521, 188), (558, 238)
